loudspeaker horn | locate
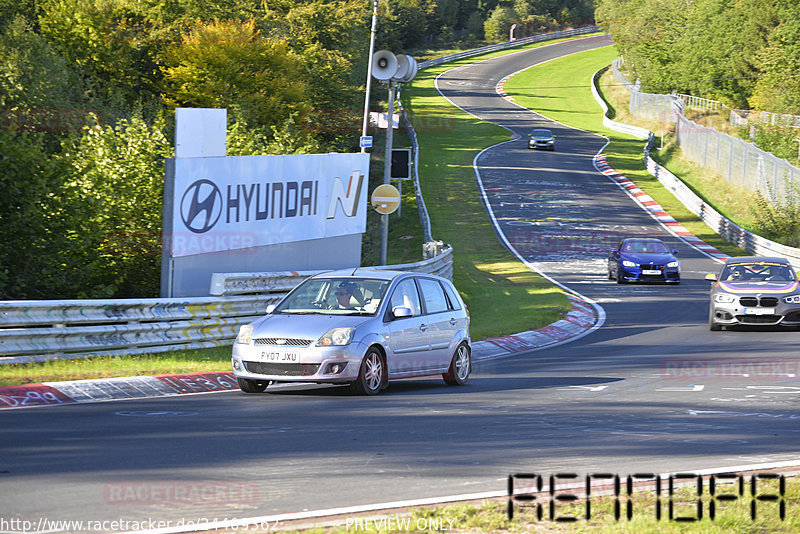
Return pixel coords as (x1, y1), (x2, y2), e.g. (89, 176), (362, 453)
(393, 54), (411, 82)
(401, 56), (418, 83)
(372, 50), (398, 81)
(392, 55), (418, 83)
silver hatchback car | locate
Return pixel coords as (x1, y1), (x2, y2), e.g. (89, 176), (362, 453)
(231, 269), (471, 395)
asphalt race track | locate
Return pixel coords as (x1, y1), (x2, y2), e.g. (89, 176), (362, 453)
(2, 36), (800, 530)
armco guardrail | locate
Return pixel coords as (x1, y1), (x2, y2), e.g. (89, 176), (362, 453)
(0, 295), (268, 363)
(0, 246), (453, 363)
(592, 67), (800, 269)
(209, 245), (453, 296)
(592, 67), (650, 140)
(418, 26), (599, 70)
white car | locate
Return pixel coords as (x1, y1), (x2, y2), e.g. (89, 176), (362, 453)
(232, 269), (471, 395)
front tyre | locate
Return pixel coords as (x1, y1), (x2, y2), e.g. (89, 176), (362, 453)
(350, 349), (385, 396)
(237, 378), (269, 393)
(443, 343), (471, 386)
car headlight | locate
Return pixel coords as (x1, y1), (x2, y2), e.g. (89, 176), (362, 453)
(714, 294), (735, 304)
(235, 325), (253, 345)
(318, 327), (355, 346)
(784, 295), (800, 304)
(622, 260), (636, 268)
(667, 261), (679, 268)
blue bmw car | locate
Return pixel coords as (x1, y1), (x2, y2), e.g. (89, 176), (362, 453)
(608, 238), (680, 284)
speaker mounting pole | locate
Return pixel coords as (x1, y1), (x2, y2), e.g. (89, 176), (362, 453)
(380, 80), (397, 266)
(360, 0), (379, 154)
(369, 47), (417, 266)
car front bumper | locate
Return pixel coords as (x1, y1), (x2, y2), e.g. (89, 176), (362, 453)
(231, 342), (368, 383)
(528, 140), (554, 150)
(710, 302), (800, 326)
(618, 266), (680, 283)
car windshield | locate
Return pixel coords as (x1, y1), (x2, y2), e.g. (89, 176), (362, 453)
(274, 277), (391, 316)
(531, 129), (552, 138)
(622, 240), (669, 253)
(721, 262), (796, 282)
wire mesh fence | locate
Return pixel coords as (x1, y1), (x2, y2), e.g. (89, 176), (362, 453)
(611, 58), (800, 205)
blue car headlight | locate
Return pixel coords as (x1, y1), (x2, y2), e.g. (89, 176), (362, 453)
(622, 260), (636, 268)
(667, 261), (679, 268)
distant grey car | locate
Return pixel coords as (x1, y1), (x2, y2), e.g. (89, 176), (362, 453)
(528, 128), (555, 150)
(705, 256), (800, 330)
(231, 269), (471, 395)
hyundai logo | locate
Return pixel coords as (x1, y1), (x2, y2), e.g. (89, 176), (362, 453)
(181, 179), (223, 234)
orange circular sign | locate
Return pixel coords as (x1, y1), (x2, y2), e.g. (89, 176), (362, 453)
(371, 184), (401, 215)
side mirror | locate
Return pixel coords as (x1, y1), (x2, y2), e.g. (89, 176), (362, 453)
(704, 273), (718, 281)
(671, 249), (678, 255)
(612, 249), (619, 254)
(266, 304), (276, 314)
(392, 306), (412, 319)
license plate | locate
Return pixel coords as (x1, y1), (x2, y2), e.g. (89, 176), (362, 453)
(260, 351), (299, 362)
(642, 269), (661, 275)
(744, 308), (775, 315)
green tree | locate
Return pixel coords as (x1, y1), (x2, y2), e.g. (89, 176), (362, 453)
(750, 4), (800, 113)
(161, 19), (308, 131)
(38, 0), (163, 115)
(59, 116), (172, 298)
(0, 132), (71, 298)
(261, 0), (368, 111)
(0, 16), (90, 127)
(380, 0), (437, 50)
(484, 5), (515, 41)
(0, 0), (37, 28)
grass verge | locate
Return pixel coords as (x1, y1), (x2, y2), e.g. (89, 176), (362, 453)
(286, 475), (800, 532)
(0, 347), (232, 387)
(503, 47), (747, 258)
(1, 35), (606, 385)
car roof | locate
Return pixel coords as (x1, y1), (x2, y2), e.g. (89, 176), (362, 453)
(531, 128), (552, 134)
(723, 256), (790, 265)
(313, 269), (435, 282)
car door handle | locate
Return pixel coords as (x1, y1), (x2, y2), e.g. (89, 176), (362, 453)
(449, 318), (457, 326)
(419, 324), (428, 332)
